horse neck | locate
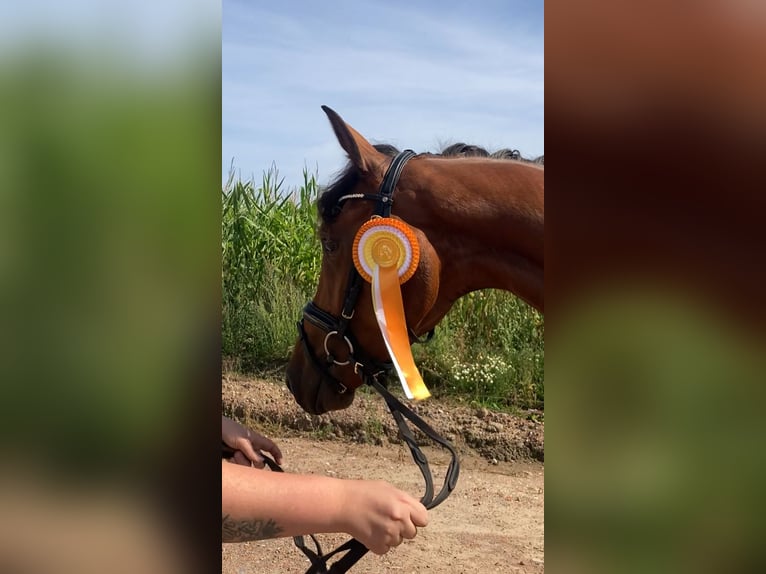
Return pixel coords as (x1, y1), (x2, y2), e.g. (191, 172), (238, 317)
(399, 158), (544, 327)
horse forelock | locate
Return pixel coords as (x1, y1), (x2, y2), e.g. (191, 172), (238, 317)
(317, 143), (400, 222)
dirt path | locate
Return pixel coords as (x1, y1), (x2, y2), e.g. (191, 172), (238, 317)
(222, 377), (544, 573)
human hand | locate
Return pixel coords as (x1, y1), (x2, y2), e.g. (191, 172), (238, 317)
(340, 480), (429, 555)
(222, 416), (283, 468)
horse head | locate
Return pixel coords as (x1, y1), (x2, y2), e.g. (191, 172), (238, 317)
(286, 106), (442, 414)
(286, 106), (544, 414)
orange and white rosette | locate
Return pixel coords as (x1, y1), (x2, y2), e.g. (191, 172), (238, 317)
(352, 218), (430, 400)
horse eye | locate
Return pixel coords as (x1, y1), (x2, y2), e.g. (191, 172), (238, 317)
(322, 239), (338, 254)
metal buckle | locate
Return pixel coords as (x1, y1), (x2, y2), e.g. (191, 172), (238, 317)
(323, 330), (354, 366)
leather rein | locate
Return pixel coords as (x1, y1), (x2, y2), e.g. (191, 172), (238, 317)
(224, 151), (460, 573)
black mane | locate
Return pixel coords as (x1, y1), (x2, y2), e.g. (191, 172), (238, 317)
(317, 143), (543, 221)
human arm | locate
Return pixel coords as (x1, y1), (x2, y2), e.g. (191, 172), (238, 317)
(221, 461), (429, 555)
(222, 415), (283, 467)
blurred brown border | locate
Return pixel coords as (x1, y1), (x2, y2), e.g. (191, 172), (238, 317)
(546, 0), (766, 333)
(545, 2), (766, 572)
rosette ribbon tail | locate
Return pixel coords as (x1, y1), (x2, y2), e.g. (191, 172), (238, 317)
(371, 263), (431, 400)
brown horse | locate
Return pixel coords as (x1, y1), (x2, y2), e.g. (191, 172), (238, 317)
(286, 106), (543, 415)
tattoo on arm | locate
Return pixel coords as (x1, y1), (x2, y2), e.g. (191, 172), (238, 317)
(222, 514), (285, 542)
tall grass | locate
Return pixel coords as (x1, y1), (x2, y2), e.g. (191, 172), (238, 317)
(414, 291), (544, 410)
(222, 167), (544, 410)
(222, 167), (320, 370)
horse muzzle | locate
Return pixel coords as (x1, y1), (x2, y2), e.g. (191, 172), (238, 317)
(285, 352), (356, 415)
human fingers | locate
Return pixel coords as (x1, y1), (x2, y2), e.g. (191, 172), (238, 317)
(408, 498), (429, 528)
(222, 417), (250, 447)
(393, 497), (427, 541)
(230, 450), (265, 468)
(370, 505), (420, 553)
(232, 451), (254, 467)
(375, 531), (405, 554)
(234, 436), (264, 466)
(249, 451), (266, 469)
(366, 539), (392, 555)
(267, 442), (283, 465)
(253, 436), (283, 465)
(234, 443), (266, 468)
(401, 518), (418, 540)
(390, 501), (422, 544)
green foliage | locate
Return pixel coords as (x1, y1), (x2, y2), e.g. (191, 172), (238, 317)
(414, 290), (544, 410)
(221, 167), (320, 370)
(222, 170), (544, 410)
(2, 47), (220, 471)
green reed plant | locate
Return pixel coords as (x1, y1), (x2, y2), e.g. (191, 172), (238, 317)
(222, 167), (320, 370)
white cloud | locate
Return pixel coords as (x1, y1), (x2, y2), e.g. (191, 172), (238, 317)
(223, 0), (543, 190)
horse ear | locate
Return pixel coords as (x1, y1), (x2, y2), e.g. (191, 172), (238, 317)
(321, 105), (386, 176)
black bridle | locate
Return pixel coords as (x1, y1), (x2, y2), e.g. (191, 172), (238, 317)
(228, 150), (459, 573)
(297, 149), (417, 394)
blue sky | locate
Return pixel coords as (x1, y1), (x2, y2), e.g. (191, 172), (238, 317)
(223, 0), (543, 190)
